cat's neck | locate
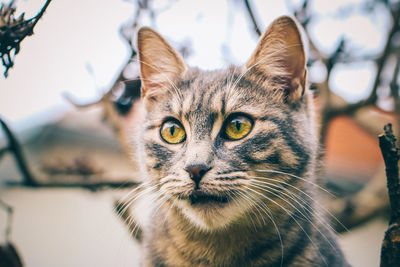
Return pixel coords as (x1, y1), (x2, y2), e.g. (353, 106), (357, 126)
(151, 198), (315, 265)
(153, 207), (270, 265)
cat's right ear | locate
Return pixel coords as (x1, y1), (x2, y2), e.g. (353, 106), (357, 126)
(137, 27), (186, 101)
(246, 16), (306, 104)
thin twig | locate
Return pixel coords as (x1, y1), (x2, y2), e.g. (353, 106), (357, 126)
(66, 0), (145, 111)
(30, 0), (52, 29)
(290, 2), (400, 145)
(331, 6), (399, 109)
(0, 117), (36, 186)
(365, 5), (400, 106)
(243, 0), (262, 36)
(0, 199), (13, 243)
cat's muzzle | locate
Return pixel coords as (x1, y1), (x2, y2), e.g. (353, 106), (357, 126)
(187, 189), (231, 205)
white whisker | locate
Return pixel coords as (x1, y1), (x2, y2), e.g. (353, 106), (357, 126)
(249, 169), (335, 197)
(248, 183), (339, 255)
(237, 188), (284, 267)
(245, 186), (329, 267)
(248, 174), (348, 232)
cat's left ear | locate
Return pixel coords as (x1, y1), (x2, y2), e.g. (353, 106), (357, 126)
(246, 16), (306, 103)
(137, 27), (186, 101)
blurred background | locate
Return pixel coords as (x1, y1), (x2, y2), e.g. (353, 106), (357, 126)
(0, 0), (399, 266)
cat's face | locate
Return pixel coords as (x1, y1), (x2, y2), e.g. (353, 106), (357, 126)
(136, 16), (316, 230)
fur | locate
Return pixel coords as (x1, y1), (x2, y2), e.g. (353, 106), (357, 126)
(128, 16), (350, 267)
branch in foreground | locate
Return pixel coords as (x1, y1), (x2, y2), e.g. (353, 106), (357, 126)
(379, 123), (400, 267)
(0, 199), (13, 243)
(0, 117), (37, 186)
(0, 199), (23, 267)
(0, 243), (23, 267)
(0, 0), (52, 77)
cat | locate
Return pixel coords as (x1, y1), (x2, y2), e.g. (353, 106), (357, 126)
(126, 15), (350, 267)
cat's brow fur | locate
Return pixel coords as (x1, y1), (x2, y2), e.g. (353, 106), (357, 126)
(132, 16), (350, 267)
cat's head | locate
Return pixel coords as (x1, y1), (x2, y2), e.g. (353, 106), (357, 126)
(136, 16), (316, 230)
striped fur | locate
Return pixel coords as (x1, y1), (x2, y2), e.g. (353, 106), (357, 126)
(132, 16), (350, 267)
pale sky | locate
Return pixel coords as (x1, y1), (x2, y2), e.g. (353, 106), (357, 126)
(0, 0), (387, 133)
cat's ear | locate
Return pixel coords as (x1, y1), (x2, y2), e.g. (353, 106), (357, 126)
(137, 27), (186, 101)
(246, 16), (306, 103)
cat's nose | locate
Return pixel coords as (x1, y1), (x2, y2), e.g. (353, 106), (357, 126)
(185, 164), (211, 186)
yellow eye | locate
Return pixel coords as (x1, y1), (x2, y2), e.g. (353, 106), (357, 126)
(160, 120), (186, 144)
(224, 115), (253, 140)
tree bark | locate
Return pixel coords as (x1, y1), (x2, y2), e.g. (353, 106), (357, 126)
(379, 124), (400, 267)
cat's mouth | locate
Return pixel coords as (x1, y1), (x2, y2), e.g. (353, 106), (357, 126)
(181, 189), (231, 205)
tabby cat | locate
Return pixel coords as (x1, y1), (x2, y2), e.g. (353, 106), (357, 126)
(129, 16), (350, 267)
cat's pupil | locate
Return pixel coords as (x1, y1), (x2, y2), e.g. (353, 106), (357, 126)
(235, 120), (241, 131)
(170, 125), (175, 136)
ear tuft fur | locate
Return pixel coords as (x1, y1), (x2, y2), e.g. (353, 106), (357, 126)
(246, 16), (307, 103)
(137, 27), (186, 102)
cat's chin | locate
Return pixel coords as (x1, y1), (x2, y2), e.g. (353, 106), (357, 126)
(175, 195), (249, 231)
(188, 190), (230, 205)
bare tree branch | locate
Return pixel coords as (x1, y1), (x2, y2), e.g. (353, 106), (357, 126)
(0, 198), (23, 266)
(379, 123), (400, 267)
(0, 117), (37, 186)
(0, 115), (141, 191)
(243, 0), (262, 36)
(6, 180), (139, 191)
(0, 0), (52, 77)
(0, 199), (13, 243)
